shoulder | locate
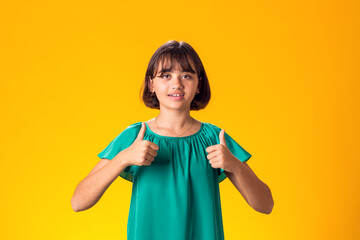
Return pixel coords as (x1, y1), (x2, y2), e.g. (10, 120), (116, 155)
(203, 122), (237, 140)
(124, 121), (143, 133)
(124, 121), (143, 132)
(203, 122), (222, 134)
(111, 122), (142, 141)
(204, 122), (221, 130)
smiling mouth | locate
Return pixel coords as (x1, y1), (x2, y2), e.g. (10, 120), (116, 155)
(168, 94), (184, 97)
(168, 94), (185, 100)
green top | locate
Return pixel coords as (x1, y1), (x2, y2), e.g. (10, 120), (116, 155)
(98, 121), (251, 240)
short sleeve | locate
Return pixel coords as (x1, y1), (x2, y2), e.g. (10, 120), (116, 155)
(97, 124), (140, 183)
(218, 131), (252, 183)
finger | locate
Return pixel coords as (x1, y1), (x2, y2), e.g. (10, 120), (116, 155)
(209, 157), (220, 165)
(210, 161), (221, 169)
(206, 145), (218, 153)
(207, 151), (218, 160)
(142, 140), (159, 151)
(146, 147), (158, 158)
(143, 159), (152, 166)
(148, 142), (159, 151)
(209, 155), (221, 164)
(135, 122), (146, 141)
(145, 152), (155, 162)
(219, 129), (227, 147)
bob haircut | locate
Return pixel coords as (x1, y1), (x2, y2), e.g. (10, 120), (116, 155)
(140, 40), (211, 110)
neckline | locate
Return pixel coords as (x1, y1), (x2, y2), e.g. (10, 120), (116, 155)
(144, 121), (204, 139)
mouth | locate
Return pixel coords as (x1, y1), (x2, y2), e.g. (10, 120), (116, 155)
(168, 94), (185, 100)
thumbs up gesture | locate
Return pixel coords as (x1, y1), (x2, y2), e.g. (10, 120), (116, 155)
(205, 129), (239, 174)
(122, 122), (159, 167)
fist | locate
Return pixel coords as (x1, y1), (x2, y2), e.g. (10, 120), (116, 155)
(205, 129), (239, 174)
(122, 122), (159, 166)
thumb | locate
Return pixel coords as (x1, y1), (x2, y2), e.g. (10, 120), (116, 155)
(135, 122), (146, 141)
(219, 129), (227, 147)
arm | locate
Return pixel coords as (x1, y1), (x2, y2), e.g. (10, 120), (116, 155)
(225, 161), (274, 214)
(71, 151), (129, 212)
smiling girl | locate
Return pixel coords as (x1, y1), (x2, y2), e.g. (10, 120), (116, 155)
(71, 40), (274, 240)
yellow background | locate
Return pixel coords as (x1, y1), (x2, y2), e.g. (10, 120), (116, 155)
(1, 0), (359, 239)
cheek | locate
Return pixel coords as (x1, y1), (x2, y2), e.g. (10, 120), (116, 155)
(188, 82), (199, 93)
(155, 85), (169, 96)
(187, 81), (196, 86)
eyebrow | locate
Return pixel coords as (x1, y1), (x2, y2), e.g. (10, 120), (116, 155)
(158, 68), (196, 74)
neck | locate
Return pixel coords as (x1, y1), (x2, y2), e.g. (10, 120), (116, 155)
(154, 111), (193, 131)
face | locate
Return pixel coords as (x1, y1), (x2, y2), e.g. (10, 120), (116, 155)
(149, 59), (200, 111)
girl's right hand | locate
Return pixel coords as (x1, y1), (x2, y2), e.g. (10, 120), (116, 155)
(120, 122), (159, 167)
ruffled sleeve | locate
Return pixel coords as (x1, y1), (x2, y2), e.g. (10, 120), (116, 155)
(97, 123), (140, 183)
(218, 131), (252, 183)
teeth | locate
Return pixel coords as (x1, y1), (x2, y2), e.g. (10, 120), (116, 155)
(170, 94), (183, 97)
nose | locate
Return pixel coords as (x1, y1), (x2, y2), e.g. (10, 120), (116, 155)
(171, 74), (184, 89)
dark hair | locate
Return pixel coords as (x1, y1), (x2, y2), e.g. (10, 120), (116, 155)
(140, 40), (211, 110)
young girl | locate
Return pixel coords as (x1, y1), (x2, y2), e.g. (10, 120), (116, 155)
(71, 40), (274, 240)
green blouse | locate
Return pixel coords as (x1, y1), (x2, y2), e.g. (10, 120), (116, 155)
(98, 121), (251, 240)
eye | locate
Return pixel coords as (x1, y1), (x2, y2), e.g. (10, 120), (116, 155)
(183, 74), (192, 79)
(158, 74), (170, 79)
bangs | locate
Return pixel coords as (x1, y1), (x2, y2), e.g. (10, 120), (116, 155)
(154, 52), (197, 77)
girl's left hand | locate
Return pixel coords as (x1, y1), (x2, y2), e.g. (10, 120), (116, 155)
(205, 129), (240, 174)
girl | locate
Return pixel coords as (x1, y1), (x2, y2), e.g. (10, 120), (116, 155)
(71, 40), (274, 240)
